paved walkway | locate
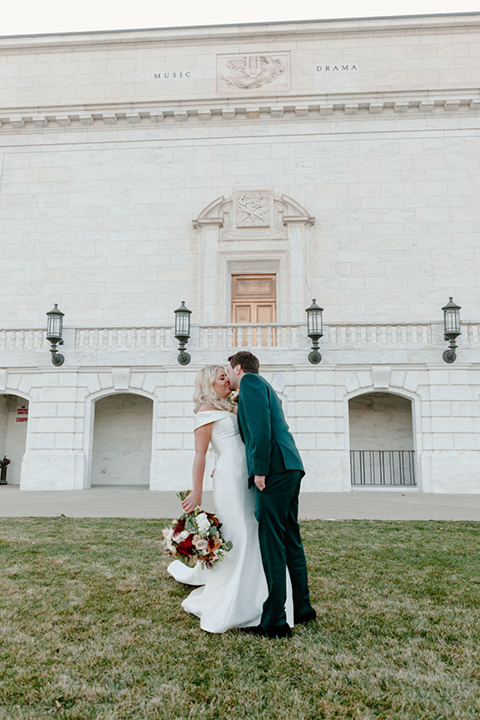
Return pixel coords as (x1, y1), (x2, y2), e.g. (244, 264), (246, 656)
(1, 485), (480, 520)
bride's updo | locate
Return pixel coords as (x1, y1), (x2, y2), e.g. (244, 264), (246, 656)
(193, 365), (235, 414)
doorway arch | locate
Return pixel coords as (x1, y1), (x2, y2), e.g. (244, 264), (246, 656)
(90, 393), (154, 486)
(348, 392), (416, 487)
(0, 394), (29, 486)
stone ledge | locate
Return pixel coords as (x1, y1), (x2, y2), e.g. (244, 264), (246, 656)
(1, 92), (479, 132)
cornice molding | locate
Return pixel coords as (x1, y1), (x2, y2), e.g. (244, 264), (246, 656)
(1, 89), (479, 133)
(0, 14), (479, 54)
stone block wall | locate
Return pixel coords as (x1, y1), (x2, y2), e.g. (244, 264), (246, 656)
(0, 359), (477, 492)
(0, 15), (479, 492)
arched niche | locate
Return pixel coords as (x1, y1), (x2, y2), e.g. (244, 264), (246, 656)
(193, 191), (314, 324)
(0, 394), (29, 486)
(91, 393), (153, 487)
(348, 392), (416, 487)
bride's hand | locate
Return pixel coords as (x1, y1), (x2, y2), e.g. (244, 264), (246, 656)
(182, 491), (201, 514)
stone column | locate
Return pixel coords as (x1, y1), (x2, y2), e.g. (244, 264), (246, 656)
(283, 197), (315, 322)
(193, 215), (224, 324)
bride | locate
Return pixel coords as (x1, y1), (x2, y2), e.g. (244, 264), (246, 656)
(167, 365), (292, 633)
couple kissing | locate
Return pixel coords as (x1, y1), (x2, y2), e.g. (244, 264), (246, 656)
(168, 351), (316, 638)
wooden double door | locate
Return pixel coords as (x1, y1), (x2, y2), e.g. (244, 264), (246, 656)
(231, 274), (276, 346)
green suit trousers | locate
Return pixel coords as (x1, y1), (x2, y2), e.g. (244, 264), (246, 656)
(254, 469), (313, 631)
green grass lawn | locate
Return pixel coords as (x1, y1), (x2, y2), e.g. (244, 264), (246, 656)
(0, 518), (479, 720)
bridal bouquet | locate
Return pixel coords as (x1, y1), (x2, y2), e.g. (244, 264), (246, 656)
(162, 491), (233, 569)
(228, 389), (239, 406)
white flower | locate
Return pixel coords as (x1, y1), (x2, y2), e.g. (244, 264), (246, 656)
(196, 513), (211, 536)
(162, 529), (176, 553)
(173, 530), (191, 543)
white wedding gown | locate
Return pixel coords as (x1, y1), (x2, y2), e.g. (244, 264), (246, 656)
(168, 410), (293, 633)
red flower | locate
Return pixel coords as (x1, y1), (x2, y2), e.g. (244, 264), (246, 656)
(176, 536), (194, 556)
(173, 518), (186, 535)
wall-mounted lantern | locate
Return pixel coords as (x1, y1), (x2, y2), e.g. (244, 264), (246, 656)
(46, 304), (65, 366)
(442, 297), (461, 363)
(306, 299), (323, 364)
(174, 301), (192, 365)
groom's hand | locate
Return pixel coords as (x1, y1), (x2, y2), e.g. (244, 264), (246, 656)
(254, 475), (266, 491)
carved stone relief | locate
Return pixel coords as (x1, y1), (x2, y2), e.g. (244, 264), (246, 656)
(233, 191), (272, 228)
(218, 53), (290, 93)
(193, 192), (314, 233)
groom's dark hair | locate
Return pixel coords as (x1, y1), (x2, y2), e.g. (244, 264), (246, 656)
(228, 351), (260, 374)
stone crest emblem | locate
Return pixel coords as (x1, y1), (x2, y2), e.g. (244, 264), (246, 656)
(218, 53), (290, 92)
(234, 191), (272, 227)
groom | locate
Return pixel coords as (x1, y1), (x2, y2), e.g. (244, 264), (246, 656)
(227, 351), (316, 638)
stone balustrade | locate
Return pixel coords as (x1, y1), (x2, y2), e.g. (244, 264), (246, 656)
(75, 327), (174, 351)
(1, 322), (479, 353)
(0, 330), (46, 351)
(198, 323), (305, 349)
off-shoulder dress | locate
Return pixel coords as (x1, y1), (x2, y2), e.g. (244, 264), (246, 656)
(168, 410), (293, 633)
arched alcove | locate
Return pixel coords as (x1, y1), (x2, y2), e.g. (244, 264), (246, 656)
(0, 394), (29, 486)
(348, 392), (416, 486)
(91, 393), (153, 486)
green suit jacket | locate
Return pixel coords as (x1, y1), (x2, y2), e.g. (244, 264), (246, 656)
(236, 373), (304, 485)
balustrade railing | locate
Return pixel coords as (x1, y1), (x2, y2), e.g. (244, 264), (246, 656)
(0, 329), (46, 351)
(350, 450), (416, 486)
(1, 322), (479, 352)
(74, 327), (173, 350)
(328, 324), (432, 347)
(198, 323), (303, 349)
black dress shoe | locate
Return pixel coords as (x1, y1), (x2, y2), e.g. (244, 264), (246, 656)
(267, 624), (292, 639)
(241, 624), (292, 639)
(294, 608), (317, 625)
(241, 625), (267, 636)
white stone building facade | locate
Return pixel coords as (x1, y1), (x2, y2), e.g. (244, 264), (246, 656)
(0, 13), (479, 493)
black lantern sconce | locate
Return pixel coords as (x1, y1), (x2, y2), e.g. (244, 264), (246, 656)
(442, 297), (461, 363)
(306, 299), (324, 364)
(46, 304), (65, 366)
(174, 301), (192, 365)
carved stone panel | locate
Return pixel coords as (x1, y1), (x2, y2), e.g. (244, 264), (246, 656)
(193, 192), (314, 234)
(217, 53), (290, 93)
(233, 191), (273, 228)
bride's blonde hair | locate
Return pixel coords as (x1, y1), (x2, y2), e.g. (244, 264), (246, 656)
(193, 365), (235, 414)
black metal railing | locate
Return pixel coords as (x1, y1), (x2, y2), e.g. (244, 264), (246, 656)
(350, 450), (416, 486)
